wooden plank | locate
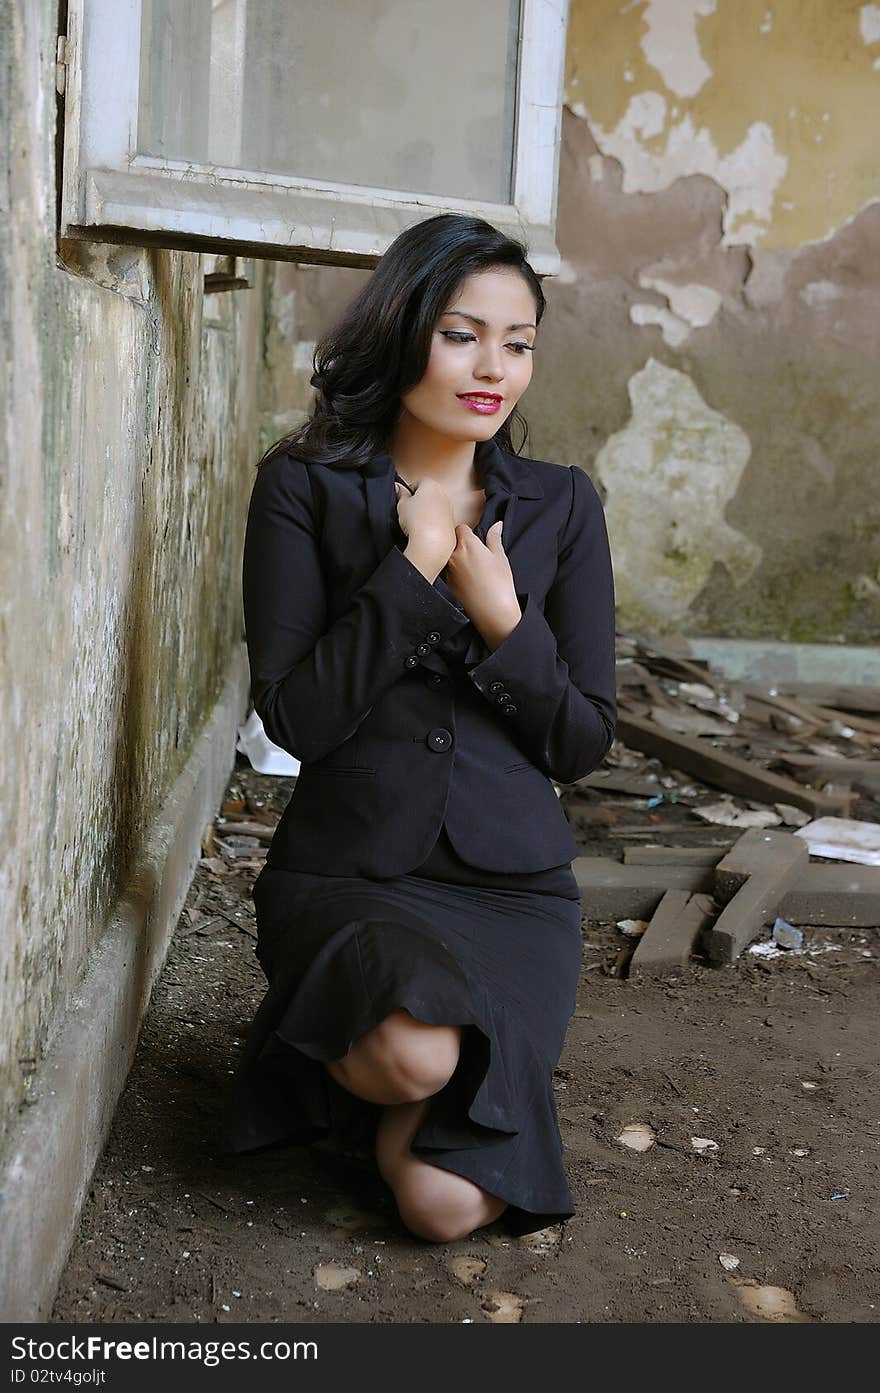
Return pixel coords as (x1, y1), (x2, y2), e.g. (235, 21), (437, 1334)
(743, 689), (827, 725)
(632, 645), (722, 689)
(775, 682), (880, 716)
(570, 770), (662, 797)
(771, 754), (880, 798)
(705, 829), (809, 963)
(630, 891), (716, 977)
(745, 686), (880, 738)
(615, 713), (851, 816)
(615, 662), (672, 707)
(741, 695), (818, 736)
(798, 703), (880, 739)
(573, 857), (714, 920)
(575, 851), (880, 931)
(781, 863), (880, 927)
(623, 845), (724, 866)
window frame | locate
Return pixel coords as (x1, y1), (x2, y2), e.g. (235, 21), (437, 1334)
(59, 0), (569, 272)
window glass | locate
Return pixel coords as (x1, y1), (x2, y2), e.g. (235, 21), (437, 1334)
(137, 0), (520, 204)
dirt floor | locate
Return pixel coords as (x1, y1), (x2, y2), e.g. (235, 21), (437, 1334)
(51, 756), (880, 1325)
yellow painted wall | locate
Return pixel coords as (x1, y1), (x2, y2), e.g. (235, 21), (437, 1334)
(566, 0), (880, 248)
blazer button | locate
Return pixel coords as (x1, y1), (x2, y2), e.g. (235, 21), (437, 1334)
(502, 703), (518, 716)
(415, 642), (431, 657)
(426, 631), (441, 644)
(494, 690), (511, 705)
(404, 655), (419, 668)
(426, 673), (445, 686)
(426, 727), (453, 752)
(488, 681), (505, 694)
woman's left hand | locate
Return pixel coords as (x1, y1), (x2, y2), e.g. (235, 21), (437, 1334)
(442, 521), (522, 649)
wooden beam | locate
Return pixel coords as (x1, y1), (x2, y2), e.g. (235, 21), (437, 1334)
(771, 754), (880, 798)
(575, 852), (880, 935)
(623, 846), (724, 866)
(706, 830), (809, 963)
(782, 864), (880, 927)
(630, 892), (716, 977)
(775, 682), (880, 716)
(573, 858), (714, 920)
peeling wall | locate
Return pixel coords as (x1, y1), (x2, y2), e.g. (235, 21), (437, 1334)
(566, 0), (880, 249)
(595, 358), (762, 627)
(0, 2), (264, 1151)
(538, 0), (879, 641)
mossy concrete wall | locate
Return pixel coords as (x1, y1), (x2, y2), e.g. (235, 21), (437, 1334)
(0, 1), (263, 1155)
(261, 0), (879, 644)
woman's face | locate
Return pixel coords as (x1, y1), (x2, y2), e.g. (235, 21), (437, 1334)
(399, 267), (538, 444)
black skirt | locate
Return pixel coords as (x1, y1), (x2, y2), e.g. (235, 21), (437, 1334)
(223, 850), (584, 1238)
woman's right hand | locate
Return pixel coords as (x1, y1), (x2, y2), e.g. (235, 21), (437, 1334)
(395, 478), (457, 579)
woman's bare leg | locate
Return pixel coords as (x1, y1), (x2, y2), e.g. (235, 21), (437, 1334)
(323, 1008), (508, 1240)
(324, 1008), (462, 1106)
(375, 1097), (508, 1243)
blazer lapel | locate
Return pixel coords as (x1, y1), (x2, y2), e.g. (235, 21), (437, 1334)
(362, 449), (400, 563)
(360, 451), (450, 676)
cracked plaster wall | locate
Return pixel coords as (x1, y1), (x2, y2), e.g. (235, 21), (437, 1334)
(567, 0), (880, 248)
(544, 0), (879, 641)
(0, 2), (264, 1152)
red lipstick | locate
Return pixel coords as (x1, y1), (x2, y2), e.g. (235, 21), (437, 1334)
(457, 393), (502, 414)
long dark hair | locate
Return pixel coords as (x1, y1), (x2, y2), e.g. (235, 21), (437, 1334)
(259, 213), (546, 470)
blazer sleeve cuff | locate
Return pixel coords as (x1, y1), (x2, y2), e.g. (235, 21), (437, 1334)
(466, 591), (545, 697)
(465, 591), (616, 781)
(379, 544), (471, 659)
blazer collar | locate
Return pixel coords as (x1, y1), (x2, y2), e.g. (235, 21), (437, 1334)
(361, 435), (544, 500)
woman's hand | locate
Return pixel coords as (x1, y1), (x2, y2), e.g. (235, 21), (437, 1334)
(442, 521), (522, 650)
(394, 478), (457, 579)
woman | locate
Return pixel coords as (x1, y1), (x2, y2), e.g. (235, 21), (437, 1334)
(224, 213), (617, 1243)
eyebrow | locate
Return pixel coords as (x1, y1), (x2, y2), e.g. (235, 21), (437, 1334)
(440, 311), (537, 332)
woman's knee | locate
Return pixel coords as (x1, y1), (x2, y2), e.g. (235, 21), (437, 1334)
(330, 1009), (462, 1104)
(394, 1167), (507, 1244)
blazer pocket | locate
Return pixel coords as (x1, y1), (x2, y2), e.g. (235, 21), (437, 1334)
(503, 761), (535, 774)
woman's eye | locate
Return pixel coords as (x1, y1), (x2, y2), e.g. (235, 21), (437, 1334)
(440, 331), (534, 354)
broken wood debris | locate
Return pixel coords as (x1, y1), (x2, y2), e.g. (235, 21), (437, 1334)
(772, 682), (880, 716)
(743, 687), (880, 742)
(214, 819), (277, 842)
(573, 857), (714, 920)
(575, 849), (880, 940)
(613, 713), (851, 817)
(561, 637), (880, 967)
(630, 891), (717, 978)
(623, 846), (723, 866)
(705, 829), (809, 965)
(770, 754), (880, 798)
(782, 864), (880, 927)
(611, 636), (877, 810)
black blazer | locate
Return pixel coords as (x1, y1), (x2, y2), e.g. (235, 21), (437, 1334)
(242, 436), (617, 878)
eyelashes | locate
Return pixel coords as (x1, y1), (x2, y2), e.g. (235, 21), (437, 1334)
(440, 331), (534, 354)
